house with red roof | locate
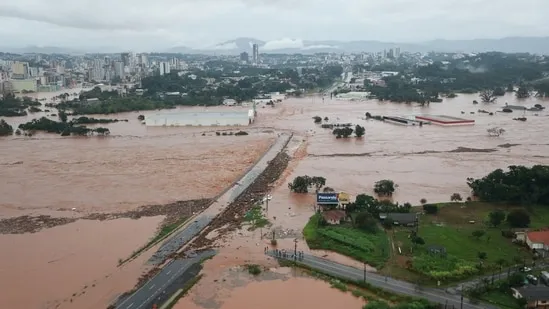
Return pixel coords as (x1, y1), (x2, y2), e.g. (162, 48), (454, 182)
(525, 230), (549, 255)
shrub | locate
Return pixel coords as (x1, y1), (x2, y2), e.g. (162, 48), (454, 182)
(450, 193), (462, 202)
(271, 239), (278, 246)
(313, 116), (322, 123)
(422, 204), (438, 215)
(420, 198), (427, 205)
(507, 209), (531, 228)
(246, 264), (262, 275)
(235, 131), (248, 136)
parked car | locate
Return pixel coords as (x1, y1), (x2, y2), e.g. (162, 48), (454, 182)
(540, 271), (549, 285)
(526, 274), (538, 285)
(520, 267), (532, 272)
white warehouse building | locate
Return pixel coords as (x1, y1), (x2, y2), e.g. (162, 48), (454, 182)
(145, 110), (255, 127)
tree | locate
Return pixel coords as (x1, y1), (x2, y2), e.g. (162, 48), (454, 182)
(374, 180), (396, 197)
(0, 119), (14, 136)
(450, 193), (462, 202)
(313, 116), (322, 123)
(420, 198), (427, 205)
(58, 111), (68, 123)
(507, 209), (531, 228)
(354, 212), (379, 233)
(479, 90), (497, 103)
(493, 87), (505, 96)
(288, 175), (326, 193)
(412, 236), (425, 247)
(422, 204), (438, 215)
(489, 210), (506, 227)
(506, 84), (514, 92)
(355, 125), (365, 138)
(472, 230), (486, 240)
(516, 85), (530, 98)
(311, 176), (327, 192)
(288, 176), (311, 193)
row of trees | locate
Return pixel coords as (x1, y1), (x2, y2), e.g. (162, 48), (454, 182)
(18, 116), (110, 136)
(467, 165), (549, 206)
(0, 93), (41, 117)
(287, 176), (327, 193)
(0, 119), (13, 136)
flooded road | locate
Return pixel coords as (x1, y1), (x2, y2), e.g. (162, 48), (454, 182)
(0, 89), (277, 308)
(173, 93), (549, 308)
(1, 90), (549, 308)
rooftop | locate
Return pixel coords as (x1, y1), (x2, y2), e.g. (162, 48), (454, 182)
(147, 111), (252, 121)
(527, 230), (549, 245)
(322, 210), (346, 222)
(516, 286), (549, 301)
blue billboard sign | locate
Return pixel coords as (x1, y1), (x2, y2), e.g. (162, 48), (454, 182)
(316, 193), (339, 204)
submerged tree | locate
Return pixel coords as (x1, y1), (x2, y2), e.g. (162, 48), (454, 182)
(288, 175), (326, 193)
(355, 125), (365, 138)
(374, 179), (397, 197)
(479, 90), (497, 103)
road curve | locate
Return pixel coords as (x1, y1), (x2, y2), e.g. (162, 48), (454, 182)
(268, 250), (498, 309)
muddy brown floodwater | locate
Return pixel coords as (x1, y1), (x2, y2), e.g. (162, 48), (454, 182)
(175, 269), (365, 309)
(2, 90), (549, 309)
(0, 89), (277, 309)
(175, 93), (549, 309)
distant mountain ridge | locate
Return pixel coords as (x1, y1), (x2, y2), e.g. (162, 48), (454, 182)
(167, 36), (549, 55)
(2, 36), (549, 55)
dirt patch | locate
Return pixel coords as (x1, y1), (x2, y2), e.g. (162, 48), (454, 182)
(0, 199), (212, 234)
(498, 143), (521, 148)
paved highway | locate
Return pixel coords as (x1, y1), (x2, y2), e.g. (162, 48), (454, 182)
(268, 250), (498, 309)
(116, 251), (215, 309)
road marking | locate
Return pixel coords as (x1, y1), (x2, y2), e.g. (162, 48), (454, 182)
(127, 303), (134, 309)
(166, 270), (172, 275)
(149, 284), (155, 290)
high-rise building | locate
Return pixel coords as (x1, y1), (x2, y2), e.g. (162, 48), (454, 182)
(252, 44), (259, 64)
(11, 62), (28, 79)
(159, 62), (170, 76)
(240, 52), (249, 63)
(395, 47), (401, 59)
(121, 53), (131, 67)
(114, 61), (125, 78)
(138, 54), (148, 68)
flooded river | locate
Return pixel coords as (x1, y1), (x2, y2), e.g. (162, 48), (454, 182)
(1, 90), (548, 308)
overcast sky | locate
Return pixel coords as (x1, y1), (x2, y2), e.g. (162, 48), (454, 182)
(0, 0), (548, 51)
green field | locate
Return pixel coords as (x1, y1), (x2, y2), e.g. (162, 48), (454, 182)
(303, 213), (390, 268)
(390, 202), (541, 283)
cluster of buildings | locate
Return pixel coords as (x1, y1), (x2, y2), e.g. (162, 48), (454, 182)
(239, 43), (260, 65)
(0, 52), (192, 95)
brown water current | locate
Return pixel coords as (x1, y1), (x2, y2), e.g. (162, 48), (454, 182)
(175, 93), (549, 309)
(2, 91), (549, 308)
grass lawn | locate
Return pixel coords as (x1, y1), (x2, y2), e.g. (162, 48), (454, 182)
(386, 202), (543, 283)
(303, 213), (390, 268)
(480, 290), (521, 309)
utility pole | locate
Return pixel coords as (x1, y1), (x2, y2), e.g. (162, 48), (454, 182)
(460, 285), (464, 309)
(294, 238), (298, 262)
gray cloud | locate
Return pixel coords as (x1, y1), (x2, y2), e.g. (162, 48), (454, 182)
(0, 0), (548, 49)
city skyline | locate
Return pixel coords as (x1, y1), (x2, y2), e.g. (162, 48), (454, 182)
(1, 0), (548, 51)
